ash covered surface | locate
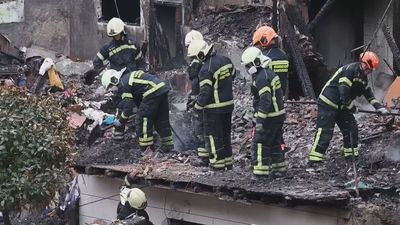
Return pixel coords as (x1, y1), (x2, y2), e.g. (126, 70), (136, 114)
(77, 72), (400, 203)
(76, 5), (400, 212)
(192, 6), (271, 48)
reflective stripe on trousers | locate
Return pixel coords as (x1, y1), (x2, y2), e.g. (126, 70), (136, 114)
(139, 117), (154, 146)
(209, 135), (225, 168)
(253, 143), (271, 175)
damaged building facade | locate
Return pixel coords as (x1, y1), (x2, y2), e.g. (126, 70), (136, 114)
(0, 0), (398, 81)
(1, 0), (400, 225)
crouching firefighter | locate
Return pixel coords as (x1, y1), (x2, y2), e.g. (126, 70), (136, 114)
(184, 30), (208, 165)
(241, 47), (287, 176)
(308, 51), (389, 165)
(117, 184), (153, 225)
(101, 69), (174, 152)
(187, 39), (235, 170)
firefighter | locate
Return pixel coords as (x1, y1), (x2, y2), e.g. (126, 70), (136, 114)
(117, 184), (153, 225)
(308, 51), (389, 165)
(92, 18), (145, 129)
(93, 17), (145, 77)
(187, 40), (235, 170)
(101, 69), (174, 152)
(184, 30), (208, 165)
(252, 25), (289, 152)
(241, 47), (287, 176)
(253, 26), (289, 97)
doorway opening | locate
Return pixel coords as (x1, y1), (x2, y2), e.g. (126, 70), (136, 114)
(153, 4), (184, 69)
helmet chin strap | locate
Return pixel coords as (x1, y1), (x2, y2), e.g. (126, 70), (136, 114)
(261, 57), (272, 68)
(248, 66), (258, 75)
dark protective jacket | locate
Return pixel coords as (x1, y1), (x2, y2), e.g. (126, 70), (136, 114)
(93, 35), (145, 74)
(119, 70), (170, 119)
(188, 59), (203, 96)
(194, 53), (235, 113)
(117, 202), (153, 225)
(318, 62), (383, 111)
(262, 44), (289, 95)
(251, 67), (286, 119)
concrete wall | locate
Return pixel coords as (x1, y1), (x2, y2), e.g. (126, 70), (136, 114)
(313, 0), (364, 70)
(69, 0), (99, 60)
(78, 175), (347, 225)
(363, 0), (394, 75)
(0, 0), (70, 56)
(0, 0), (146, 60)
(0, 0), (24, 23)
(313, 0), (394, 73)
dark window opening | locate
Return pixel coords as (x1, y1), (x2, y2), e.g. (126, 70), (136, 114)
(152, 4), (184, 70)
(168, 219), (204, 225)
(101, 0), (140, 25)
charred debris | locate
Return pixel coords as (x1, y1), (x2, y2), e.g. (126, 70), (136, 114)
(0, 0), (399, 220)
(76, 2), (400, 213)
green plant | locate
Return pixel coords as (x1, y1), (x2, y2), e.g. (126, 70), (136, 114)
(0, 87), (77, 225)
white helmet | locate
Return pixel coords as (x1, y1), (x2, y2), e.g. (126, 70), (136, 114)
(101, 68), (126, 89)
(185, 30), (203, 47)
(241, 47), (271, 74)
(107, 17), (125, 37)
(187, 40), (213, 61)
(127, 188), (148, 210)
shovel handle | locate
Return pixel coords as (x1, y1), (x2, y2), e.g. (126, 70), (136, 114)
(285, 101), (400, 116)
(358, 109), (400, 116)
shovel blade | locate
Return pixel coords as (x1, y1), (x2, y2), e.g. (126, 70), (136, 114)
(87, 124), (105, 147)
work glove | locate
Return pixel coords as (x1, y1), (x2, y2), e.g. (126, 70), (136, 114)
(341, 104), (357, 114)
(186, 96), (197, 111)
(102, 115), (116, 126)
(113, 119), (124, 128)
(349, 106), (358, 114)
(376, 107), (389, 115)
(252, 114), (257, 127)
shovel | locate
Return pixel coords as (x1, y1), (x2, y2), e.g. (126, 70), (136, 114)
(87, 123), (114, 147)
(87, 115), (116, 146)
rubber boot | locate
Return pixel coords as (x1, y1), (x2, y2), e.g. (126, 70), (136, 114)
(112, 126), (125, 141)
(190, 157), (209, 167)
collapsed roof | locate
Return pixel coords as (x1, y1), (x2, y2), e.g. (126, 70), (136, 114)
(70, 4), (400, 212)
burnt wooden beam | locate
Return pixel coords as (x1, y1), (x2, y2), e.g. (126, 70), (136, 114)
(281, 8), (316, 99)
(84, 166), (105, 175)
(308, 0), (337, 32)
(382, 22), (400, 75)
(105, 169), (124, 178)
(73, 165), (86, 174)
(284, 1), (311, 37)
(272, 0), (278, 31)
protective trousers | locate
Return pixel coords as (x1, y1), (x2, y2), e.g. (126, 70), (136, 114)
(113, 99), (137, 139)
(193, 110), (207, 158)
(204, 112), (232, 169)
(137, 93), (174, 151)
(309, 103), (359, 162)
(252, 117), (286, 175)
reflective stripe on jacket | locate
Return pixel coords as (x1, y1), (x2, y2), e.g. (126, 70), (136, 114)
(93, 36), (144, 74)
(319, 62), (382, 110)
(195, 54), (235, 113)
(251, 67), (285, 119)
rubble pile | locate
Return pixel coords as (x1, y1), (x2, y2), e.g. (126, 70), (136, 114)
(192, 6), (271, 48)
(231, 79), (253, 146)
